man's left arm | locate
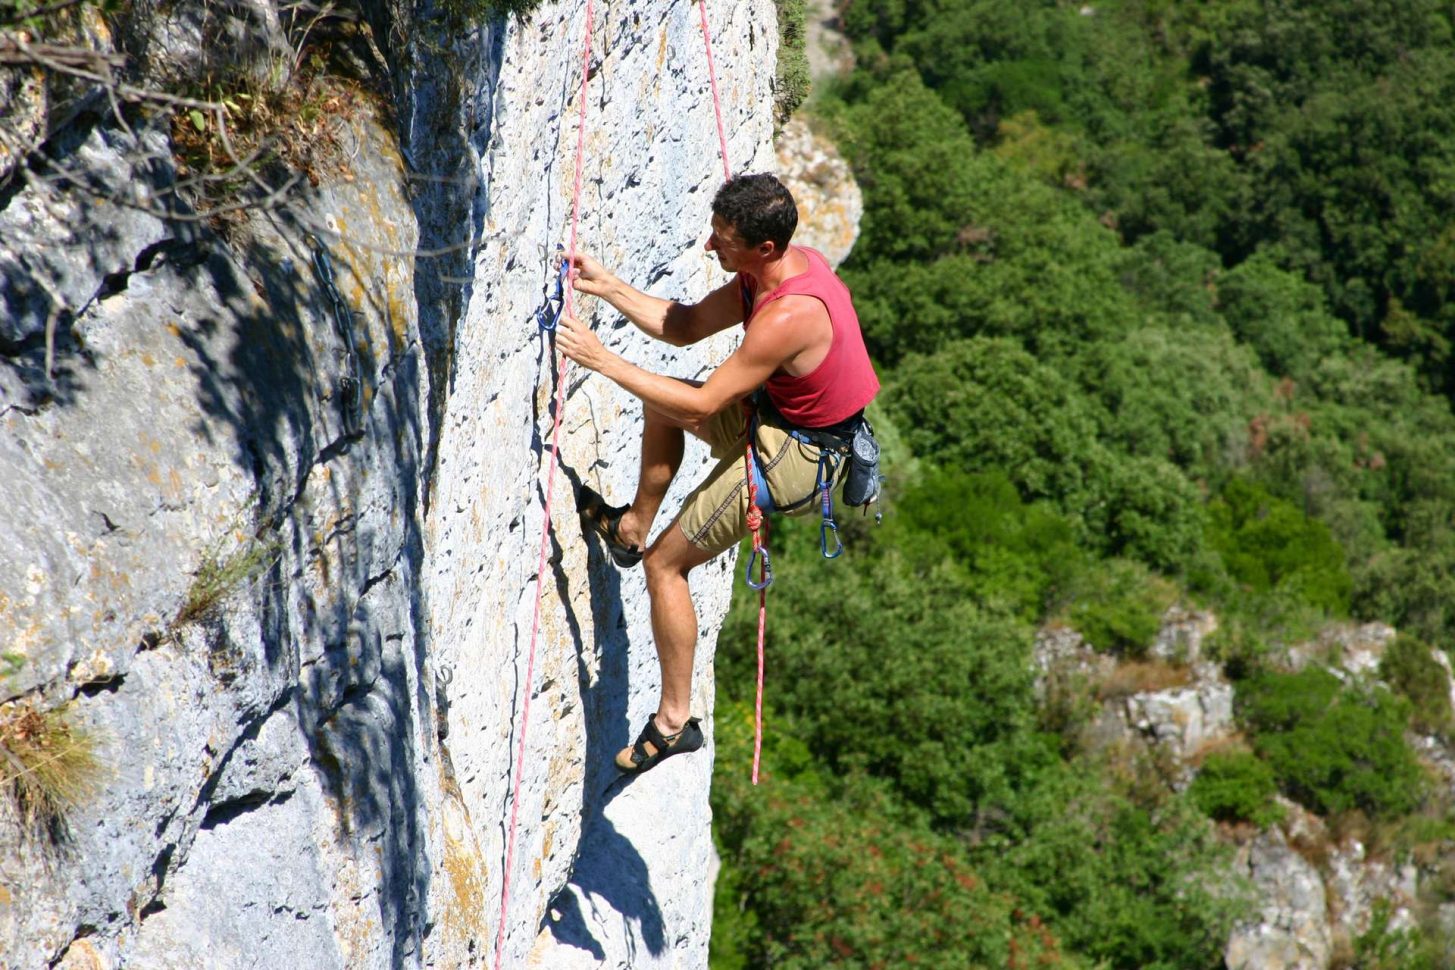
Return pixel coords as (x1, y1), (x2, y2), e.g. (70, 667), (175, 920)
(555, 308), (799, 426)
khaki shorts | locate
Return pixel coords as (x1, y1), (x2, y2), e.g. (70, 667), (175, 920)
(678, 402), (828, 557)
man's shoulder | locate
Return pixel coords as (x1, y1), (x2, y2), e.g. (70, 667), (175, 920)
(752, 292), (829, 328)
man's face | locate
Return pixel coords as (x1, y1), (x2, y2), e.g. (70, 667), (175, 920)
(705, 215), (754, 272)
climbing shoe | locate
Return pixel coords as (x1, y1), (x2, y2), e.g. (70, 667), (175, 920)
(615, 715), (704, 773)
(577, 484), (644, 568)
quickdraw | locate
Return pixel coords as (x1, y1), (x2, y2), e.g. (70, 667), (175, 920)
(817, 449), (844, 559)
(536, 244), (569, 332)
(742, 404), (774, 592)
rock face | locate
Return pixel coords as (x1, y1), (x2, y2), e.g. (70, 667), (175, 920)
(1227, 824), (1333, 970)
(0, 1), (790, 966)
(774, 117), (862, 266)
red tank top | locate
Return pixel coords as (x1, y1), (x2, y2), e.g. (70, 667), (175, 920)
(740, 247), (880, 428)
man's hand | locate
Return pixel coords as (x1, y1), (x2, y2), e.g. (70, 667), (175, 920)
(566, 252), (616, 299)
(556, 314), (611, 372)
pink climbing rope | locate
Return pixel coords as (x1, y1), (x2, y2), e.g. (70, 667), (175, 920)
(698, 0), (733, 181)
(699, 0), (767, 786)
(493, 2), (594, 968)
(740, 409), (769, 786)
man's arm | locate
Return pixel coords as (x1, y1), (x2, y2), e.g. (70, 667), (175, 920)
(568, 253), (743, 347)
(555, 302), (806, 425)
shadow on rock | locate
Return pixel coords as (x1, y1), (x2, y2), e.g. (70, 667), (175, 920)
(541, 462), (667, 960)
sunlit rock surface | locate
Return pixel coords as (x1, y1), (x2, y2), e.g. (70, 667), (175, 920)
(0, 1), (777, 966)
(774, 117), (862, 268)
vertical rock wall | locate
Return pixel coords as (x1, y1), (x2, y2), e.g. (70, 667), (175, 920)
(0, 1), (777, 966)
(412, 1), (775, 966)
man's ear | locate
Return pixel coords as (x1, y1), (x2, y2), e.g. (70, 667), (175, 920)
(757, 240), (778, 258)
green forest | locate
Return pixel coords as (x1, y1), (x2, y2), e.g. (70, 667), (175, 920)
(711, 1), (1455, 967)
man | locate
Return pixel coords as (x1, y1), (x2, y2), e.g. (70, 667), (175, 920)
(555, 173), (879, 774)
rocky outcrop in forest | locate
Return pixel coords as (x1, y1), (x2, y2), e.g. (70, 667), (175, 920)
(1038, 613), (1455, 969)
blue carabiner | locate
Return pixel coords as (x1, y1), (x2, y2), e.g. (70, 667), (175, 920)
(536, 245), (569, 332)
(820, 516), (843, 559)
(745, 544), (774, 590)
(816, 456), (843, 559)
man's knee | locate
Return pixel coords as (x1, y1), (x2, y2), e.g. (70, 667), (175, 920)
(642, 536), (683, 586)
(644, 521), (713, 585)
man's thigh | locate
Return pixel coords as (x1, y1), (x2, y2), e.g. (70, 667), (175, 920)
(676, 448), (752, 558)
(676, 421), (821, 558)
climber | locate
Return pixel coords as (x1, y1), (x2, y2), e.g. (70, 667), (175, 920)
(553, 172), (880, 774)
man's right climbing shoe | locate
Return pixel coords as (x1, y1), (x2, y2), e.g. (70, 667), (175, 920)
(615, 715), (704, 773)
(577, 484), (644, 568)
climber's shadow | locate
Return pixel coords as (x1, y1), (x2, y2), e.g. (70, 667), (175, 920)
(542, 462), (667, 961)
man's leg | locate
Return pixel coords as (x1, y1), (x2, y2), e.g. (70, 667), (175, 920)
(618, 518), (717, 765)
(615, 406), (686, 550)
(614, 380), (714, 549)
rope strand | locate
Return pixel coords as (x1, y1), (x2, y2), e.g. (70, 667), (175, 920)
(494, 2), (594, 966)
(697, 0), (732, 181)
(699, 0), (768, 787)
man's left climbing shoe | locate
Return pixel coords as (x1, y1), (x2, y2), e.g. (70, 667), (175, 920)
(578, 484), (644, 568)
(615, 715), (704, 773)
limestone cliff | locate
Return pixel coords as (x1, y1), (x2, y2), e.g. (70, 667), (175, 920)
(0, 1), (782, 966)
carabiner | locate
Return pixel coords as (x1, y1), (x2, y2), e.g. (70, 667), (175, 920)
(820, 517), (843, 559)
(744, 544), (774, 590)
(536, 245), (569, 332)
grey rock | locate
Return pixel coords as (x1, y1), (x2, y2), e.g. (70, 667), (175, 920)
(1149, 606), (1218, 673)
(1227, 829), (1331, 970)
(1, 1), (780, 967)
(1276, 621), (1396, 677)
(0, 123), (171, 357)
(1031, 623), (1115, 701)
(1325, 839), (1419, 941)
(774, 118), (862, 268)
(1123, 679), (1234, 766)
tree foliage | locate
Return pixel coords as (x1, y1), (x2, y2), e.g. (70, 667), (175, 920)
(712, 2), (1455, 964)
(1236, 667), (1425, 818)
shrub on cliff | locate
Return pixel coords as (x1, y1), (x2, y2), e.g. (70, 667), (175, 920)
(1236, 667), (1425, 818)
(1379, 635), (1454, 735)
(971, 760), (1247, 970)
(0, 701), (100, 843)
(712, 707), (1081, 970)
(1188, 749), (1285, 828)
(720, 513), (1047, 825)
(1202, 478), (1352, 616)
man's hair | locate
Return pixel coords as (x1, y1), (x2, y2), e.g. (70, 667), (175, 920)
(712, 173), (798, 250)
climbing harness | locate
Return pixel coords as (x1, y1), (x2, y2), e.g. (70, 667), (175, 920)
(741, 392), (857, 565)
(310, 239), (366, 439)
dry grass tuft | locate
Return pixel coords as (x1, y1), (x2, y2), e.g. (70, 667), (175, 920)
(1096, 660), (1194, 701)
(0, 701), (99, 842)
(174, 533), (281, 629)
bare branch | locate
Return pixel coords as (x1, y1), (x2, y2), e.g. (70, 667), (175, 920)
(0, 35), (228, 112)
(0, 35), (123, 70)
(34, 273), (67, 386)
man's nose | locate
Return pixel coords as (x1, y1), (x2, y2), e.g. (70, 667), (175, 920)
(704, 234), (716, 252)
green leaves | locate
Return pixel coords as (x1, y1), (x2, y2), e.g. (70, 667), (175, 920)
(1204, 478), (1352, 615)
(1237, 667), (1425, 818)
(712, 3), (1455, 965)
(1188, 750), (1286, 828)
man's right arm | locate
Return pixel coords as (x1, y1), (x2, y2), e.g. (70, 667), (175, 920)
(569, 253), (744, 347)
